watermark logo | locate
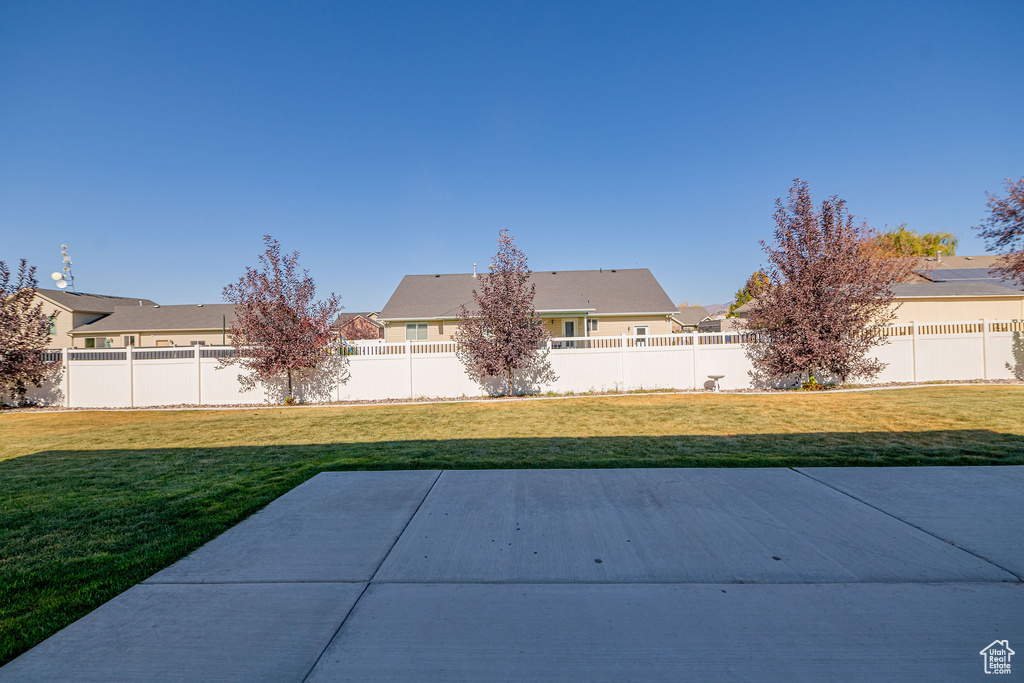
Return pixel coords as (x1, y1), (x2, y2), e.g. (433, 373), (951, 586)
(980, 640), (1014, 675)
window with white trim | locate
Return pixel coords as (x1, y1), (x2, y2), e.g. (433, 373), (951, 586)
(405, 323), (428, 341)
(587, 318), (598, 333)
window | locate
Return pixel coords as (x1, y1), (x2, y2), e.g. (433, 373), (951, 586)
(587, 319), (598, 333)
(635, 325), (648, 346)
(405, 323), (428, 341)
(84, 338), (95, 348)
(124, 336), (136, 346)
(48, 316), (57, 336)
(190, 340), (206, 346)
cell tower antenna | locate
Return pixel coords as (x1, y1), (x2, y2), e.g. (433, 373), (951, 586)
(56, 244), (76, 292)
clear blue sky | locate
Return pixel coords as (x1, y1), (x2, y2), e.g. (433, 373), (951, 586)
(2, 1), (1022, 310)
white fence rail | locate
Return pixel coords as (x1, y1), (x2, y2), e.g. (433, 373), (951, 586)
(21, 319), (1024, 408)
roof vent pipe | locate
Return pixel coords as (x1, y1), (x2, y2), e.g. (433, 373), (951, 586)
(473, 263), (477, 278)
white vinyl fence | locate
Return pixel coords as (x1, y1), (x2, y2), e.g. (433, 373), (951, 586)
(23, 319), (1024, 408)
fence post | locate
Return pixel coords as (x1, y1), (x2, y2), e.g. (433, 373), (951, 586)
(911, 321), (918, 382)
(62, 347), (70, 408)
(691, 331), (699, 390)
(406, 340), (414, 399)
(127, 344), (134, 408)
(195, 345), (202, 406)
(620, 333), (628, 389)
(982, 318), (989, 380)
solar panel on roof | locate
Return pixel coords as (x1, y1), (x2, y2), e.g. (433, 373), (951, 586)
(915, 268), (1007, 283)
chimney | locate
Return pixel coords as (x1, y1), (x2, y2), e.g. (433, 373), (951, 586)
(472, 263), (477, 278)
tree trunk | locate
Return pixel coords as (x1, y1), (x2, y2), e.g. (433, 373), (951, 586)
(507, 367), (514, 397)
(287, 369), (292, 398)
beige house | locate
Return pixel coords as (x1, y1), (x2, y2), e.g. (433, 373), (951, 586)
(32, 289), (157, 349)
(731, 280), (1024, 325)
(671, 305), (711, 332)
(888, 282), (1024, 324)
(894, 256), (1023, 322)
(69, 304), (237, 348)
(378, 268), (678, 343)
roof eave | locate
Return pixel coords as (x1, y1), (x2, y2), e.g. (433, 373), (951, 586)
(69, 326), (229, 334)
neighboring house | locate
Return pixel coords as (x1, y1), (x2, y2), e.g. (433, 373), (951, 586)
(671, 305), (710, 332)
(69, 304), (237, 348)
(889, 281), (1024, 324)
(697, 317), (742, 333)
(730, 280), (1024, 325)
(378, 268), (678, 342)
(31, 289), (157, 349)
(334, 311), (384, 341)
(896, 255), (1023, 323)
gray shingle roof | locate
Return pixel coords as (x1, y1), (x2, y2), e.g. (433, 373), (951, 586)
(379, 269), (677, 320)
(35, 288), (157, 313)
(673, 305), (711, 325)
(70, 304), (237, 333)
(891, 282), (1024, 298)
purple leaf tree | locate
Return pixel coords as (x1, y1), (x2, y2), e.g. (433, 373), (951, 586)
(221, 235), (344, 401)
(974, 176), (1024, 287)
(454, 229), (556, 396)
(739, 179), (911, 386)
(0, 259), (59, 406)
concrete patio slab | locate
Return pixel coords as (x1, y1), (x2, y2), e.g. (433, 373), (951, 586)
(5, 467), (1020, 681)
(375, 468), (1014, 583)
(147, 470), (439, 583)
(797, 465), (1024, 578)
(308, 581), (1024, 682)
(0, 582), (365, 683)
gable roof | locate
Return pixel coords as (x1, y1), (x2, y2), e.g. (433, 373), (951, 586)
(891, 281), (1024, 298)
(333, 312), (384, 328)
(70, 304), (237, 333)
(673, 305), (711, 325)
(35, 288), (157, 313)
(379, 269), (677, 320)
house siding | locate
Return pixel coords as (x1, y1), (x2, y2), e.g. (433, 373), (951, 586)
(71, 330), (231, 348)
(891, 297), (1024, 324)
(383, 315), (672, 343)
(32, 295), (108, 349)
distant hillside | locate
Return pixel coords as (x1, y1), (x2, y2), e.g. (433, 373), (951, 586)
(703, 303), (729, 314)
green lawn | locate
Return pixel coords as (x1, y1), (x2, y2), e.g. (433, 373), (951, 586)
(1, 386), (1023, 664)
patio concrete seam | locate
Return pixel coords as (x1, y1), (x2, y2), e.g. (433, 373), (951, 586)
(299, 469), (443, 682)
(357, 577), (1021, 586)
(792, 467), (1024, 582)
